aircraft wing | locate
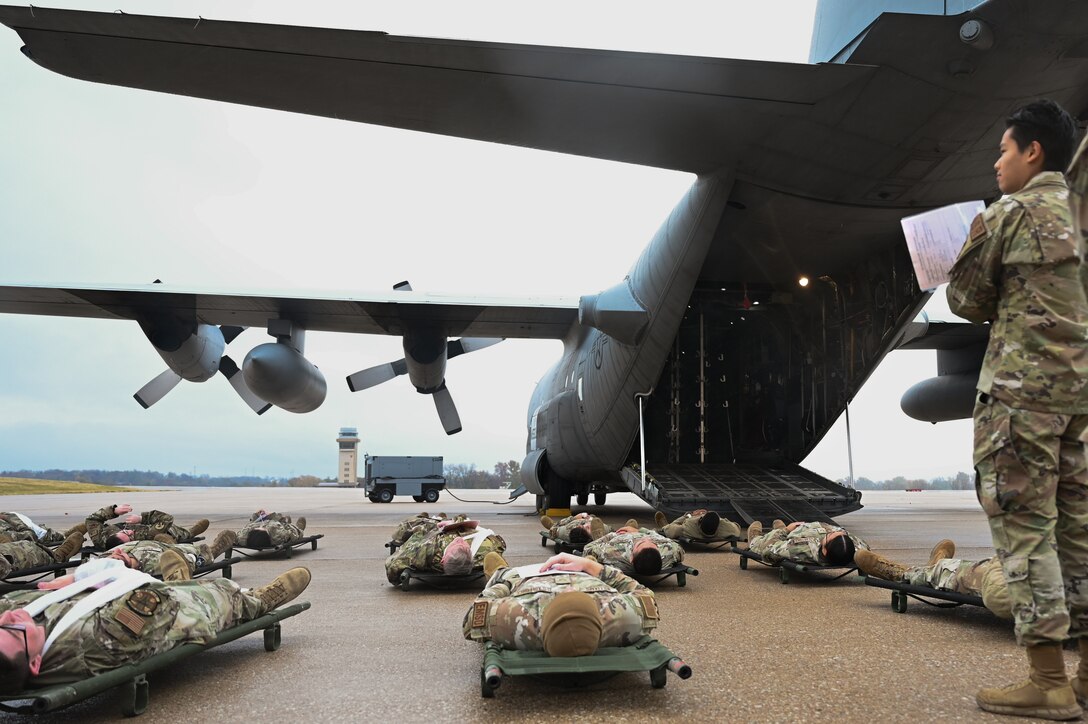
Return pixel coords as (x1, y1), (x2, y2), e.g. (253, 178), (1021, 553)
(0, 283), (579, 339)
(0, 5), (873, 176)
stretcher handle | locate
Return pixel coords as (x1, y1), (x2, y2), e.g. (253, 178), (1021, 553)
(667, 657), (692, 679)
(483, 664), (503, 689)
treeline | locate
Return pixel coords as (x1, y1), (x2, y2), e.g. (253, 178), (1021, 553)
(838, 471), (974, 491)
(2, 469), (282, 487)
(3, 460), (525, 489)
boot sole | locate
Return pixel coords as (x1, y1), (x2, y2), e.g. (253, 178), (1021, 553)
(977, 700), (1083, 721)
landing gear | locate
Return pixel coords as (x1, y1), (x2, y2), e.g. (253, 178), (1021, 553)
(576, 492), (589, 507)
(594, 491), (607, 506)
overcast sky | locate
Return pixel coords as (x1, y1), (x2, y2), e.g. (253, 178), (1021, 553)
(0, 0), (975, 482)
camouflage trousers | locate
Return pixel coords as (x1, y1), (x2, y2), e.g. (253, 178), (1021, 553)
(0, 540), (56, 578)
(973, 398), (1088, 645)
(905, 558), (992, 595)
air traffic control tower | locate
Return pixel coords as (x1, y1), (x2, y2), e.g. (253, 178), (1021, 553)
(336, 427), (361, 486)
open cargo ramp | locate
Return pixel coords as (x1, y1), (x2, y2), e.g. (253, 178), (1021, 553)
(620, 463), (862, 525)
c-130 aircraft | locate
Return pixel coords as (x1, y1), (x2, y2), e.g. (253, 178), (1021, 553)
(0, 0), (1083, 521)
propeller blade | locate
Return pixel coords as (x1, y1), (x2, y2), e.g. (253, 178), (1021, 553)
(133, 369), (183, 409)
(447, 337), (503, 359)
(433, 384), (462, 435)
(346, 358), (408, 392)
(220, 325), (246, 345)
(219, 355), (272, 414)
(393, 281), (413, 292)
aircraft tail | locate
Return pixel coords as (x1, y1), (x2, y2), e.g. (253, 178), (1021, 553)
(809, 0), (987, 64)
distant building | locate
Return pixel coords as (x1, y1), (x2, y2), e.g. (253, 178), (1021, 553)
(336, 427), (361, 486)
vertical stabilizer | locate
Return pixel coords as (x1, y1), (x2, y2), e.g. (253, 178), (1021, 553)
(809, 0), (985, 64)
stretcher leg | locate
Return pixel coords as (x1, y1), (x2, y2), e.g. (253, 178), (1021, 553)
(264, 623), (282, 651)
(399, 570), (412, 592)
(676, 571), (686, 587)
(780, 567), (789, 584)
(739, 556), (748, 570)
(892, 590), (908, 613)
(650, 665), (667, 689)
(482, 665), (502, 698)
(121, 674), (149, 717)
(311, 539), (318, 550)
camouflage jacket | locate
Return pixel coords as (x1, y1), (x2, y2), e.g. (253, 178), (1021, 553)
(85, 507), (182, 548)
(0, 577), (265, 686)
(583, 528), (684, 574)
(947, 171), (1088, 413)
(748, 522), (868, 565)
(237, 517), (304, 548)
(391, 514), (445, 544)
(94, 540), (207, 575)
(0, 513), (63, 544)
(384, 525), (506, 583)
(462, 564), (658, 649)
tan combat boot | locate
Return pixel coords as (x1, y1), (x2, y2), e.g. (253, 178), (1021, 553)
(976, 643), (1082, 720)
(927, 539), (955, 565)
(188, 519), (210, 538)
(588, 517), (606, 540)
(539, 515), (555, 530)
(654, 511), (669, 529)
(772, 519), (786, 530)
(854, 550), (909, 581)
(208, 530), (238, 559)
(296, 517), (306, 532)
(1071, 639), (1088, 706)
(483, 552), (508, 578)
(64, 522), (88, 538)
(159, 550), (191, 581)
(747, 521), (763, 544)
(624, 519), (639, 530)
(252, 567), (312, 613)
(153, 533), (177, 545)
(52, 531), (84, 562)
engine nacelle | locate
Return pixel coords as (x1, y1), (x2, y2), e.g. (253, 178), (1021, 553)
(900, 374), (978, 423)
(243, 342), (327, 413)
(149, 323), (224, 382)
(403, 328), (447, 393)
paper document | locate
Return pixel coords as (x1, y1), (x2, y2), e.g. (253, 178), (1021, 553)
(900, 200), (985, 290)
(511, 563), (589, 579)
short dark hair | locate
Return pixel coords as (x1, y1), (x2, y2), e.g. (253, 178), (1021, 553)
(1006, 100), (1078, 171)
(104, 534), (125, 549)
(631, 546), (663, 575)
(0, 650), (29, 694)
(568, 527), (591, 545)
(698, 511), (721, 536)
(824, 534), (856, 566)
(246, 529), (272, 548)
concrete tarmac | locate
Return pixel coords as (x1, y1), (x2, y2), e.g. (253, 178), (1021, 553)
(0, 488), (1050, 722)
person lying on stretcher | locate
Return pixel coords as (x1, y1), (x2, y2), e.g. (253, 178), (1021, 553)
(745, 519), (868, 566)
(463, 552), (658, 657)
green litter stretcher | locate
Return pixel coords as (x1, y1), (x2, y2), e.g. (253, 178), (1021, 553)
(864, 576), (986, 613)
(731, 544), (860, 584)
(231, 534), (324, 559)
(395, 568), (485, 591)
(538, 530), (583, 555)
(0, 601), (310, 717)
(479, 635), (691, 697)
(673, 534), (738, 551)
(632, 564), (699, 588)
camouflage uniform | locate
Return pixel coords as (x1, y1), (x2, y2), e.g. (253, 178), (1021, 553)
(0, 540), (58, 578)
(384, 518), (506, 583)
(462, 564), (658, 650)
(901, 557), (1011, 617)
(748, 522), (868, 565)
(947, 170), (1088, 647)
(237, 512), (305, 548)
(582, 528), (684, 575)
(0, 576), (266, 686)
(660, 511), (738, 540)
(95, 540), (213, 576)
(85, 506), (198, 549)
(391, 513), (444, 545)
(549, 514), (609, 543)
(0, 513), (65, 545)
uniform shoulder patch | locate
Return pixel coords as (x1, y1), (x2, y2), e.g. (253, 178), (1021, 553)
(126, 588), (161, 616)
(637, 592), (659, 620)
(969, 213), (989, 243)
(471, 600), (489, 628)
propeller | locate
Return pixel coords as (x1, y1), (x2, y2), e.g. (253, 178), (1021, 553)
(134, 325), (271, 414)
(432, 384), (462, 435)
